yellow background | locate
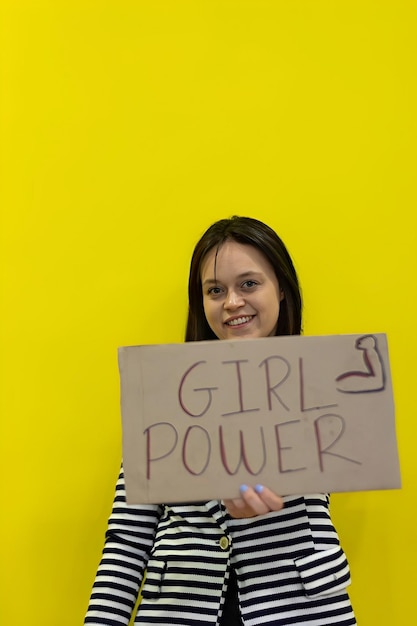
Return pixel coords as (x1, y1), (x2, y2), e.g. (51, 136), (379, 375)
(1, 1), (416, 624)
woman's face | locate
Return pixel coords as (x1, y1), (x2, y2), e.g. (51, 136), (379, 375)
(200, 240), (283, 341)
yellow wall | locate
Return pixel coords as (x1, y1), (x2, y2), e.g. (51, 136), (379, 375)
(1, 1), (416, 624)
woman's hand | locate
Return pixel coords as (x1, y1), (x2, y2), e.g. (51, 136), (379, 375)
(224, 484), (284, 519)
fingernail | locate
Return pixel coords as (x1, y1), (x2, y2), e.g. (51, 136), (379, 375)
(240, 484), (248, 493)
(255, 484), (264, 494)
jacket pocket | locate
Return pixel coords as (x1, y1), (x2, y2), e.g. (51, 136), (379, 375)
(141, 559), (166, 599)
(294, 546), (351, 598)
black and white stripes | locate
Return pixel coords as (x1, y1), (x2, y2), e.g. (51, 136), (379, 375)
(85, 469), (356, 625)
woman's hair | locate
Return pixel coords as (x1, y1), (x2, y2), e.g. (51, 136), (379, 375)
(185, 216), (302, 341)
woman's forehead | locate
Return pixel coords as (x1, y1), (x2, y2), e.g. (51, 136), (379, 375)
(200, 240), (274, 280)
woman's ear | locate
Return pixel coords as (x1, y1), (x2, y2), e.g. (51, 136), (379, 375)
(280, 288), (285, 302)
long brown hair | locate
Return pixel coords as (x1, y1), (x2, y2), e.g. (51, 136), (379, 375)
(185, 216), (302, 341)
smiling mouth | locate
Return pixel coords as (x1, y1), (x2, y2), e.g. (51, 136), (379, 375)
(226, 315), (253, 326)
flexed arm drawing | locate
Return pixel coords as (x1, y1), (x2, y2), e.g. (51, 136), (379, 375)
(336, 335), (385, 393)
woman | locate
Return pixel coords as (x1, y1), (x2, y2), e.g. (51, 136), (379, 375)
(84, 216), (356, 625)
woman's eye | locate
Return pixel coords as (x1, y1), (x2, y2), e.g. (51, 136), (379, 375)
(207, 286), (223, 295)
(242, 280), (257, 288)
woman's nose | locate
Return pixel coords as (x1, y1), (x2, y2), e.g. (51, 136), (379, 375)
(224, 290), (245, 310)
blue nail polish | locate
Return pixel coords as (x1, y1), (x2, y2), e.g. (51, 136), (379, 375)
(240, 484), (248, 493)
(255, 484), (264, 494)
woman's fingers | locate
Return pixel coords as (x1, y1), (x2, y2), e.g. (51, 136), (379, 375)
(223, 497), (255, 518)
(251, 484), (284, 512)
(224, 485), (284, 518)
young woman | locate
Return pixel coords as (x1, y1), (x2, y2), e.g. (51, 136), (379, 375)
(84, 216), (356, 626)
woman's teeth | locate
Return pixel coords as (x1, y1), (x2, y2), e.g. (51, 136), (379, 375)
(227, 316), (252, 326)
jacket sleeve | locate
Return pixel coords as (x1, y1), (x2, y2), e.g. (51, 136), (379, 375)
(84, 466), (163, 626)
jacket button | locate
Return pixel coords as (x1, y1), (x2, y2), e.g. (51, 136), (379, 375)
(219, 536), (229, 550)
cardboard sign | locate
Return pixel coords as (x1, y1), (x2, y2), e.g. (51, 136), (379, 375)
(119, 334), (401, 504)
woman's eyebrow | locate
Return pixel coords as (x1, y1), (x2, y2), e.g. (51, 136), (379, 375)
(237, 271), (263, 279)
(202, 271), (263, 287)
(202, 278), (220, 287)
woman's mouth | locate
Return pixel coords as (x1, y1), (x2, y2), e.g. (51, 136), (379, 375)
(226, 315), (253, 326)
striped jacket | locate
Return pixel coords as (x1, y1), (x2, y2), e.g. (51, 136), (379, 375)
(84, 468), (356, 626)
